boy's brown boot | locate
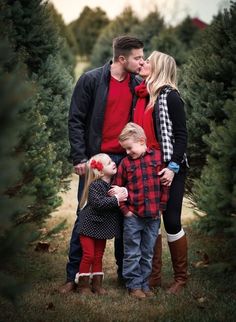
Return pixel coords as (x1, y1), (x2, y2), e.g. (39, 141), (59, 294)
(129, 289), (146, 299)
(58, 281), (76, 294)
(143, 290), (155, 298)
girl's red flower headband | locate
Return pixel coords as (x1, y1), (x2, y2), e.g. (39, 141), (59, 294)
(90, 159), (103, 171)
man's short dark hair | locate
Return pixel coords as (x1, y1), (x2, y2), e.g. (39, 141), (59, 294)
(113, 36), (144, 61)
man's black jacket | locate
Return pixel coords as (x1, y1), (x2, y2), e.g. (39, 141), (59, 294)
(68, 61), (141, 165)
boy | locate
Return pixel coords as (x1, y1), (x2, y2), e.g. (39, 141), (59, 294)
(112, 122), (169, 299)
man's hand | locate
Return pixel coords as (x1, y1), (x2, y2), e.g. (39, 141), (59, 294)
(74, 163), (86, 176)
(158, 168), (175, 186)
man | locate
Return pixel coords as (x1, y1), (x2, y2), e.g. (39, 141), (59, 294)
(59, 36), (144, 293)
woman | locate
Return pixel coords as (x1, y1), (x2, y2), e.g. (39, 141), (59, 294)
(134, 51), (188, 294)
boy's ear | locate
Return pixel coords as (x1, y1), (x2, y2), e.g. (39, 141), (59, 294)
(139, 137), (146, 145)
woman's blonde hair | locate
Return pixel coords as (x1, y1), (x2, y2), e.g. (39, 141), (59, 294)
(79, 153), (109, 209)
(146, 51), (178, 107)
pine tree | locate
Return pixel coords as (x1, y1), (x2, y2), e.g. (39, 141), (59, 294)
(131, 9), (165, 55)
(0, 0), (66, 219)
(175, 16), (201, 49)
(194, 95), (236, 238)
(182, 3), (236, 241)
(150, 28), (186, 65)
(182, 4), (236, 181)
(0, 37), (39, 300)
(36, 55), (73, 183)
(5, 0), (74, 197)
(70, 6), (109, 59)
(48, 3), (77, 74)
(0, 0), (74, 300)
(90, 7), (139, 68)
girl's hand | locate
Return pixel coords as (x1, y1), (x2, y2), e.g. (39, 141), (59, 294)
(116, 189), (128, 202)
(108, 186), (127, 196)
(158, 168), (175, 186)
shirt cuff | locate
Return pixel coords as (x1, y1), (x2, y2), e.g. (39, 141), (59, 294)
(114, 194), (119, 206)
(123, 187), (128, 198)
(167, 161), (180, 174)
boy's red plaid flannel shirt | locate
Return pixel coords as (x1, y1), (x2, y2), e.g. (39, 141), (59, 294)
(113, 148), (169, 218)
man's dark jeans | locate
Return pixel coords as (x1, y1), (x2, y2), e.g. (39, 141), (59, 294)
(66, 153), (125, 282)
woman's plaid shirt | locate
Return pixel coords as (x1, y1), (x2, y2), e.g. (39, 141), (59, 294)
(113, 148), (169, 218)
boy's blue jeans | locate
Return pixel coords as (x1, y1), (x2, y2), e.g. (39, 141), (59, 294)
(123, 214), (160, 291)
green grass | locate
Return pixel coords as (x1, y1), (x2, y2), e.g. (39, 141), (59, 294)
(0, 226), (235, 322)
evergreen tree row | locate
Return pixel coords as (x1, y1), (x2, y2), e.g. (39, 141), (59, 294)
(70, 6), (203, 68)
(0, 0), (74, 300)
(182, 2), (236, 260)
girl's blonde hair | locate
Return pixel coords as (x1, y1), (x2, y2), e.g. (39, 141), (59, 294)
(79, 153), (109, 209)
(146, 51), (178, 107)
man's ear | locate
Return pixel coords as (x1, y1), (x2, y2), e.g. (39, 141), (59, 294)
(118, 55), (127, 64)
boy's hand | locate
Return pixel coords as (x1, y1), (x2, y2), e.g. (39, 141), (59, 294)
(158, 168), (175, 186)
(124, 211), (134, 217)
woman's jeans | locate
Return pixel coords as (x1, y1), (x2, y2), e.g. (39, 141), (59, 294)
(123, 214), (160, 291)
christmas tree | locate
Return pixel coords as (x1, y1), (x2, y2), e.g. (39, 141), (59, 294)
(182, 3), (236, 241)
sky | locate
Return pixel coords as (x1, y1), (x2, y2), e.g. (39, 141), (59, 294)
(50, 0), (230, 25)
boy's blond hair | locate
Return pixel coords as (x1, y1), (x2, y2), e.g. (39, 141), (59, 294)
(119, 122), (146, 142)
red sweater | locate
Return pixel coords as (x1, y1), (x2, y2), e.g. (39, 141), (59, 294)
(101, 74), (132, 153)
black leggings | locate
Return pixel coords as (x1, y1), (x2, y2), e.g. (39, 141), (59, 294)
(162, 165), (187, 235)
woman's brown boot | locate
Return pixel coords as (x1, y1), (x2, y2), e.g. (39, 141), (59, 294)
(149, 234), (162, 289)
(92, 273), (107, 295)
(167, 234), (188, 295)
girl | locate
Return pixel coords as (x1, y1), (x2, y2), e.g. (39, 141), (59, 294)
(75, 153), (127, 296)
